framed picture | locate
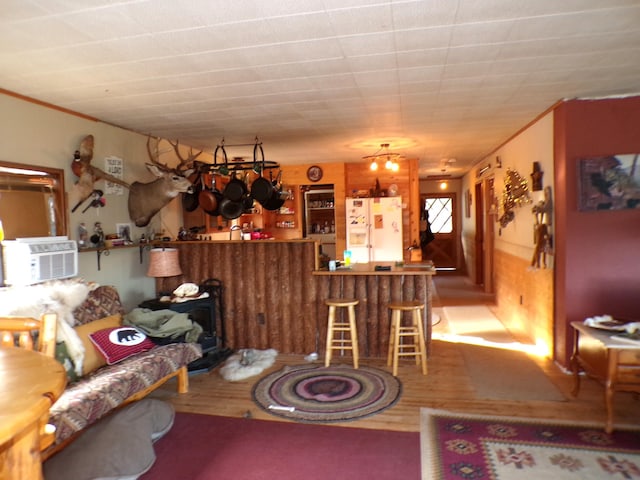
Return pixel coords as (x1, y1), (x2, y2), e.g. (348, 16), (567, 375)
(577, 154), (640, 211)
(116, 223), (132, 242)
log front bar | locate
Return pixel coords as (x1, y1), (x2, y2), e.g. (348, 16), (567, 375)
(156, 240), (435, 358)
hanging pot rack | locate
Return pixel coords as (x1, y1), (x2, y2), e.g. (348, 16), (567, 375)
(192, 137), (280, 175)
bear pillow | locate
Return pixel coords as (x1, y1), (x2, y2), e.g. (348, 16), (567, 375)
(89, 326), (156, 365)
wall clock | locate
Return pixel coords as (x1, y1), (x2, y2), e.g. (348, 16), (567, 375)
(306, 165), (323, 182)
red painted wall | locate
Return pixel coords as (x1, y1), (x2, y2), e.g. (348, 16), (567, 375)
(553, 97), (640, 367)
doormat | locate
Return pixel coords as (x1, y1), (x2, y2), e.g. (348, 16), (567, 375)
(252, 364), (401, 423)
(420, 408), (640, 479)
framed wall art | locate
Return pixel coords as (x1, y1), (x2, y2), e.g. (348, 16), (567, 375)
(577, 154), (640, 211)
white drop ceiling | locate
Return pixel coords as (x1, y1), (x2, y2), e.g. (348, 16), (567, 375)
(1, 0), (639, 177)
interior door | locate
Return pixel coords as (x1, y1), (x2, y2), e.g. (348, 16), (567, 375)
(474, 183), (484, 284)
(482, 177), (495, 293)
(421, 194), (457, 270)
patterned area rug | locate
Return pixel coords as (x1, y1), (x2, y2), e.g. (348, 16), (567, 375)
(420, 408), (640, 479)
(252, 364), (401, 422)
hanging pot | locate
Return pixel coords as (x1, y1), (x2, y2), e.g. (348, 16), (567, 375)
(241, 193), (254, 212)
(219, 196), (244, 220)
(198, 173), (218, 214)
(262, 172), (288, 211)
(182, 172), (201, 212)
(262, 189), (288, 211)
(223, 167), (248, 202)
(201, 174), (224, 216)
(250, 143), (274, 204)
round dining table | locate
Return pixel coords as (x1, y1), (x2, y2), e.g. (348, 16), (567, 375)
(0, 347), (66, 480)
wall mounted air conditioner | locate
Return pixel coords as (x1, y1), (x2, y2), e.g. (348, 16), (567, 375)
(1, 236), (78, 286)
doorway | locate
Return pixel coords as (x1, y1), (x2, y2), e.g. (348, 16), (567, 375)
(474, 178), (496, 292)
(421, 193), (458, 270)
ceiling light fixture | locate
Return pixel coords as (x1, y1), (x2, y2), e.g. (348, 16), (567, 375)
(364, 143), (401, 172)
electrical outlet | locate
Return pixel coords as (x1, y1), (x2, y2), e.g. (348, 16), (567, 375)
(257, 313), (265, 325)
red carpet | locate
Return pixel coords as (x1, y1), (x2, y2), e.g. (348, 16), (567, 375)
(142, 412), (420, 479)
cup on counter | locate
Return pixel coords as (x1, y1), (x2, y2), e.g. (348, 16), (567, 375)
(329, 260), (336, 271)
(343, 250), (352, 267)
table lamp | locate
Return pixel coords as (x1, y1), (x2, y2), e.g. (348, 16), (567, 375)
(147, 248), (182, 294)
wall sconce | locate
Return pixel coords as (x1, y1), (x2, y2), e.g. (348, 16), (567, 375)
(439, 181), (448, 190)
(364, 143), (401, 172)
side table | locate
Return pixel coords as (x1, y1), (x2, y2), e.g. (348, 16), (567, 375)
(570, 321), (640, 433)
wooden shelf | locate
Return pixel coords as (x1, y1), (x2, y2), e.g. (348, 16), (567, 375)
(78, 243), (152, 270)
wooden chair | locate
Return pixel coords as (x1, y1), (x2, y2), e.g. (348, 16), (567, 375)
(0, 313), (59, 450)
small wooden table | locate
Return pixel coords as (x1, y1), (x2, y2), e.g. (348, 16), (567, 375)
(570, 321), (640, 433)
(0, 347), (66, 480)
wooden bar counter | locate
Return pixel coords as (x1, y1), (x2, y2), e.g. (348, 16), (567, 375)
(313, 263), (436, 357)
(156, 240), (435, 358)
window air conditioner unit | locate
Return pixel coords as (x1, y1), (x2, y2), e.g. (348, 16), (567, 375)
(1, 236), (78, 286)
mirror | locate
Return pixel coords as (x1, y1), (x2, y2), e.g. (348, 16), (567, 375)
(0, 160), (67, 239)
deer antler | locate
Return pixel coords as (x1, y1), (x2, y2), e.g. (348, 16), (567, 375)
(146, 136), (172, 171)
(169, 139), (203, 174)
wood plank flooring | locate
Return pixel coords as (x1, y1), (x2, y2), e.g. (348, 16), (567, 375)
(151, 275), (639, 432)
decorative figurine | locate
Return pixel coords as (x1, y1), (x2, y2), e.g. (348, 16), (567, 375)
(77, 222), (88, 249)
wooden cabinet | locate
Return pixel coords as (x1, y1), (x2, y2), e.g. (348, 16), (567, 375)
(263, 184), (303, 239)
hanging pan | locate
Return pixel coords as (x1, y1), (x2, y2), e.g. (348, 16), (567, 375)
(182, 171), (201, 212)
(250, 142), (275, 204)
(262, 171), (288, 211)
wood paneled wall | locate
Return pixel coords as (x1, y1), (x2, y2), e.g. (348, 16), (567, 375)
(315, 273), (433, 357)
(156, 241), (434, 357)
(345, 158), (421, 257)
(492, 249), (554, 356)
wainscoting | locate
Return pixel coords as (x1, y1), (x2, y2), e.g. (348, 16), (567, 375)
(493, 249), (554, 355)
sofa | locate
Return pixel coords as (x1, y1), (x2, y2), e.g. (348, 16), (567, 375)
(43, 285), (202, 460)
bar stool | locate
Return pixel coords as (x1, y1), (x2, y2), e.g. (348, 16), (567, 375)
(387, 301), (427, 376)
(324, 298), (359, 369)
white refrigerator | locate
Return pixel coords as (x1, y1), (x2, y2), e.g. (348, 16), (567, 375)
(345, 197), (403, 263)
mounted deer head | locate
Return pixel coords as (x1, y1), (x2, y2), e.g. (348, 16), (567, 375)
(127, 137), (201, 227)
(70, 134), (131, 212)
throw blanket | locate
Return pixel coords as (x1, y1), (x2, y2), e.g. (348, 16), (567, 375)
(0, 279), (92, 376)
(124, 308), (203, 343)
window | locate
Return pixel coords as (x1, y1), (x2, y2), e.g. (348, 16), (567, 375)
(424, 197), (453, 234)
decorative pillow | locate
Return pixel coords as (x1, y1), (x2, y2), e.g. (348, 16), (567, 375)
(89, 326), (155, 365)
(74, 314), (123, 375)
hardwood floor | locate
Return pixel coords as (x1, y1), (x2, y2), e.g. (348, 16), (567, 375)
(151, 275), (639, 432)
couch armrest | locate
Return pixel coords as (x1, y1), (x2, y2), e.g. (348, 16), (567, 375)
(73, 286), (125, 326)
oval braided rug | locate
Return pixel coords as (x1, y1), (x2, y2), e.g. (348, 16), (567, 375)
(252, 364), (402, 423)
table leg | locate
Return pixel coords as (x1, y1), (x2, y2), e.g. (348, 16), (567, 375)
(570, 328), (581, 397)
(604, 352), (618, 434)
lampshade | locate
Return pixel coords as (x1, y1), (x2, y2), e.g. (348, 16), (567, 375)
(147, 248), (182, 277)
